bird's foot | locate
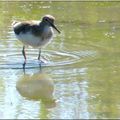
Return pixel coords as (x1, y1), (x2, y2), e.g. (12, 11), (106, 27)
(38, 56), (48, 64)
(38, 59), (46, 64)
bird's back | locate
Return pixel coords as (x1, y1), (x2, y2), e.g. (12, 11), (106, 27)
(12, 21), (41, 36)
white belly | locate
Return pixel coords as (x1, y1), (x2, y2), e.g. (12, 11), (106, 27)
(16, 32), (53, 48)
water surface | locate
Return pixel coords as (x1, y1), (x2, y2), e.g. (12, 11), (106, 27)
(0, 1), (120, 119)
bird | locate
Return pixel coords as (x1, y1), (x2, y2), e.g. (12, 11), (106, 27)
(12, 14), (60, 62)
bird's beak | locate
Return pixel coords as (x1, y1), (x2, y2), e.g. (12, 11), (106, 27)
(47, 20), (61, 34)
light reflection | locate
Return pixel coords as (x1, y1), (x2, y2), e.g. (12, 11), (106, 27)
(16, 70), (56, 109)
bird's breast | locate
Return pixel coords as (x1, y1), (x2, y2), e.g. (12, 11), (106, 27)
(42, 26), (53, 40)
(15, 27), (54, 48)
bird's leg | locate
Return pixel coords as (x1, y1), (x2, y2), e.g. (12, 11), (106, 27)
(38, 48), (41, 60)
(22, 46), (26, 62)
(23, 61), (26, 74)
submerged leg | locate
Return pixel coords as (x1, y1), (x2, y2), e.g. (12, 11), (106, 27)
(23, 61), (26, 73)
(22, 46), (26, 61)
(38, 48), (41, 60)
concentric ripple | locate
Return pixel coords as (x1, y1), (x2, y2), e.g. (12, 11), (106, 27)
(0, 50), (81, 69)
(0, 50), (96, 69)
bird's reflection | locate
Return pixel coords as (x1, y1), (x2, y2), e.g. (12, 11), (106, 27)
(23, 61), (26, 73)
(16, 69), (56, 108)
(22, 61), (42, 73)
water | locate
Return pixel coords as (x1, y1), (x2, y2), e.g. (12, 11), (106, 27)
(0, 1), (120, 119)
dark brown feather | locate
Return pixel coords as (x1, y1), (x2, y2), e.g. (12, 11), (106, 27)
(13, 21), (43, 36)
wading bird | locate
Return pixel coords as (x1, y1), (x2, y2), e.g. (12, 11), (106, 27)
(12, 15), (60, 62)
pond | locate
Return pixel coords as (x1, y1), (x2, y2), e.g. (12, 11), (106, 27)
(0, 1), (120, 119)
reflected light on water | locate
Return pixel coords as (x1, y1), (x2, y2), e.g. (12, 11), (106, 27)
(16, 71), (56, 109)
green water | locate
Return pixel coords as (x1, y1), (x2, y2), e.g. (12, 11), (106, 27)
(0, 1), (120, 119)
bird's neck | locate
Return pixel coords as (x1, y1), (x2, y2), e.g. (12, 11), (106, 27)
(39, 21), (51, 34)
(39, 21), (49, 28)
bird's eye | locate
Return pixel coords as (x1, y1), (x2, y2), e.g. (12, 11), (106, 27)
(45, 18), (48, 21)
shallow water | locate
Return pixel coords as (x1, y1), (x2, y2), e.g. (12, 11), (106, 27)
(0, 1), (120, 119)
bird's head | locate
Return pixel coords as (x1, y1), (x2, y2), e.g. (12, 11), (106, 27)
(42, 15), (60, 34)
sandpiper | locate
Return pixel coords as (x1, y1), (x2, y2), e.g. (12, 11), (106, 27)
(12, 14), (60, 62)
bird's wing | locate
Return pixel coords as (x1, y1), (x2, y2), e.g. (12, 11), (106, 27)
(12, 21), (42, 36)
(12, 21), (32, 35)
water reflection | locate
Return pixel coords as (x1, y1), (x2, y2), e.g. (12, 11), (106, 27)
(16, 70), (56, 108)
(22, 61), (42, 73)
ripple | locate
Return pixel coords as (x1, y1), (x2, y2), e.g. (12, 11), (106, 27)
(0, 50), (81, 69)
